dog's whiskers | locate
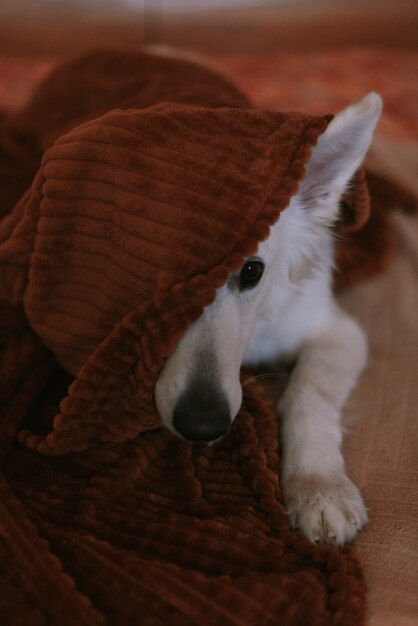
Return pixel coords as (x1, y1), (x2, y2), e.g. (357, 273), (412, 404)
(242, 372), (289, 388)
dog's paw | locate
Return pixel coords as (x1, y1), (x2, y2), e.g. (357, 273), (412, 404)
(282, 474), (368, 546)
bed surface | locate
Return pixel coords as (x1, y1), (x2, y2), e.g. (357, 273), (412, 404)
(1, 48), (417, 626)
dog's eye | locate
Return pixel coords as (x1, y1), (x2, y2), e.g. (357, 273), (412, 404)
(239, 259), (264, 290)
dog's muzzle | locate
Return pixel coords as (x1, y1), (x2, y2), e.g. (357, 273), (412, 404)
(173, 378), (231, 442)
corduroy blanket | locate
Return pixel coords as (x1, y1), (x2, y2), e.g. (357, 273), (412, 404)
(0, 49), (407, 626)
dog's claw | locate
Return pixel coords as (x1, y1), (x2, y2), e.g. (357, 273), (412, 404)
(283, 475), (368, 546)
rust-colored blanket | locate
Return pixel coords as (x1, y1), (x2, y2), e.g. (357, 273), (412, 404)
(0, 50), (407, 625)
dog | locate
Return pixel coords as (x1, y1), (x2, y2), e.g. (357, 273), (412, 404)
(154, 83), (382, 546)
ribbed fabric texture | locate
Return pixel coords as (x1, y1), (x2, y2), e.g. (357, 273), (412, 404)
(0, 48), (403, 625)
(0, 353), (366, 626)
(2, 94), (332, 453)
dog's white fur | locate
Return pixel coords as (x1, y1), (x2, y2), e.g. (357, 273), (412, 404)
(155, 92), (382, 546)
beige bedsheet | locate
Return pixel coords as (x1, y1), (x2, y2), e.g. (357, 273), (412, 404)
(342, 207), (418, 626)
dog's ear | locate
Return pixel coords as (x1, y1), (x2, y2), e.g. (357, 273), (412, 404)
(299, 92), (382, 225)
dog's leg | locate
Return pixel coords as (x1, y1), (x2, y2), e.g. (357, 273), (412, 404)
(279, 305), (368, 545)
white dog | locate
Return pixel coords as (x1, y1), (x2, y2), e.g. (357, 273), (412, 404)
(155, 92), (382, 546)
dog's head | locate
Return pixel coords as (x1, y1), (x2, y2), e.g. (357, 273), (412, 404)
(155, 93), (382, 442)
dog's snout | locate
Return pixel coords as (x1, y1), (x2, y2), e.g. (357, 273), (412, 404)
(173, 381), (231, 442)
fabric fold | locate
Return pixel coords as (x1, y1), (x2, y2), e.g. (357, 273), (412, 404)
(3, 105), (332, 452)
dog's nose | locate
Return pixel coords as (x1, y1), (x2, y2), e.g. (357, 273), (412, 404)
(173, 381), (231, 442)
